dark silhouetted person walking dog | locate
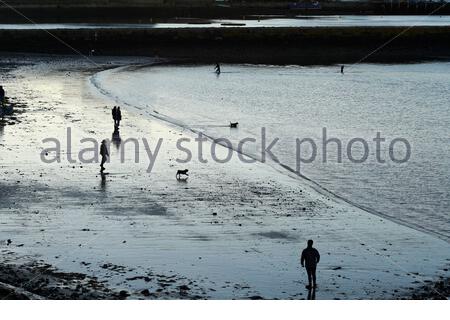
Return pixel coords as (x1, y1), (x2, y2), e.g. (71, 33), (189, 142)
(112, 106), (117, 127)
(301, 239), (320, 289)
(100, 140), (109, 172)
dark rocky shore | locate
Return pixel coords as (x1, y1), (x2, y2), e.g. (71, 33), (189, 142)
(0, 261), (122, 300)
(407, 279), (450, 300)
(1, 259), (448, 299)
(0, 258), (210, 300)
(1, 26), (450, 64)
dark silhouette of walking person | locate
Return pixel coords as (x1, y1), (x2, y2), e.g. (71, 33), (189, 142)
(341, 65), (345, 74)
(100, 139), (109, 172)
(215, 63), (221, 75)
(0, 85), (5, 107)
(301, 239), (320, 289)
(116, 107), (122, 127)
(112, 106), (117, 127)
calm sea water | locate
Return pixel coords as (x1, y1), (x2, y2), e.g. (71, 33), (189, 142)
(93, 63), (450, 240)
(3, 15), (450, 29)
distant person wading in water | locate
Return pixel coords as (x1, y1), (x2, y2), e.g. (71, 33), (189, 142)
(341, 65), (345, 74)
(100, 140), (109, 172)
(301, 239), (320, 289)
(215, 63), (221, 75)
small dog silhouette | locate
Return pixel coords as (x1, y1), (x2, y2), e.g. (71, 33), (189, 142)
(230, 122), (239, 128)
(176, 169), (189, 180)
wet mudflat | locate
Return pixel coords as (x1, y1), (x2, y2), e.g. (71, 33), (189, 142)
(0, 55), (449, 299)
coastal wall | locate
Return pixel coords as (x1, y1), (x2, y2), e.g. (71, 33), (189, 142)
(1, 1), (449, 22)
(1, 26), (450, 64)
(1, 0), (215, 6)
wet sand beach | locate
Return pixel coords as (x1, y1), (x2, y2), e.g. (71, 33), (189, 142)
(0, 55), (449, 299)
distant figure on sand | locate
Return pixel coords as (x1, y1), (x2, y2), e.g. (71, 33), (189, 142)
(100, 140), (109, 172)
(301, 239), (320, 289)
(116, 107), (122, 127)
(215, 63), (221, 75)
(0, 85), (5, 107)
(112, 106), (117, 127)
(341, 65), (345, 74)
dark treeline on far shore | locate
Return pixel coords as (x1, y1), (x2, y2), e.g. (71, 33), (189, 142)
(1, 1), (450, 23)
(2, 26), (450, 65)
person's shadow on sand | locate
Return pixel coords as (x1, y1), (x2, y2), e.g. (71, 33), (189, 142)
(100, 172), (107, 191)
(0, 121), (4, 141)
(112, 127), (121, 150)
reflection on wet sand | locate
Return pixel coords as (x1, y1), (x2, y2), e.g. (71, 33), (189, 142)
(0, 121), (5, 141)
(112, 126), (121, 150)
(100, 172), (107, 191)
(307, 288), (316, 300)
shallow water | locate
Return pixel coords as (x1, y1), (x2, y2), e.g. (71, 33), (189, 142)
(92, 62), (450, 240)
(2, 15), (450, 29)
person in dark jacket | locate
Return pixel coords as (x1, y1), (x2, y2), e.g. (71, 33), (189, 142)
(100, 139), (109, 172)
(301, 239), (320, 289)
